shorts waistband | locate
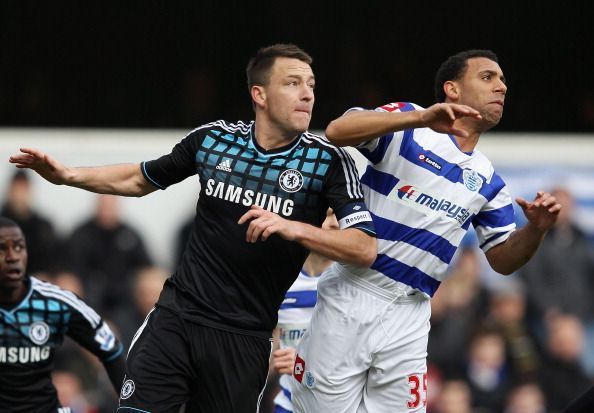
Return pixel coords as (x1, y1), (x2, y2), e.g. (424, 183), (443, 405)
(334, 265), (428, 303)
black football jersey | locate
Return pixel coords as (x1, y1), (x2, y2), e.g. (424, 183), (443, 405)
(142, 120), (375, 337)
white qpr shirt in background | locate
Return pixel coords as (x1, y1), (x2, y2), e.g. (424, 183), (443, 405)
(274, 269), (320, 412)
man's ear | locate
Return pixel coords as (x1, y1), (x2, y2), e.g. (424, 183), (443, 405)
(251, 85), (266, 109)
(443, 80), (459, 101)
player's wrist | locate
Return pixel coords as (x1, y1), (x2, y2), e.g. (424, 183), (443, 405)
(409, 109), (427, 129)
(62, 166), (80, 186)
(291, 221), (312, 243)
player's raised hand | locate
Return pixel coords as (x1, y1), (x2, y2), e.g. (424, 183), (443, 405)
(271, 348), (297, 375)
(238, 205), (302, 242)
(420, 103), (482, 137)
(9, 148), (70, 185)
(516, 191), (562, 232)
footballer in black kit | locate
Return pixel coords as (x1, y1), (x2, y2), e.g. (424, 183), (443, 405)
(0, 218), (125, 413)
(9, 44), (377, 413)
(144, 121), (373, 336)
(119, 120), (374, 411)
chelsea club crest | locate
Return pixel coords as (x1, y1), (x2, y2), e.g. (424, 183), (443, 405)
(120, 379), (136, 399)
(279, 169), (304, 193)
(29, 321), (50, 345)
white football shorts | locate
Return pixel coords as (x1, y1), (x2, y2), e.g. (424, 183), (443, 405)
(291, 267), (431, 412)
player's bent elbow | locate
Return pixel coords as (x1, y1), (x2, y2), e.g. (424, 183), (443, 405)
(325, 122), (345, 145)
(486, 257), (516, 276)
(359, 255), (376, 268)
(130, 179), (158, 197)
(493, 265), (515, 276)
(356, 238), (377, 267)
(325, 123), (338, 140)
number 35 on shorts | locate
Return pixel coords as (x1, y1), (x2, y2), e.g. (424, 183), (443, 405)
(407, 373), (427, 409)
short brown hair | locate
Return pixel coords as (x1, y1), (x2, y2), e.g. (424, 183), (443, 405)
(246, 44), (313, 90)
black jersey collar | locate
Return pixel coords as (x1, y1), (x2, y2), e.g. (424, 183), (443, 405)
(249, 123), (303, 156)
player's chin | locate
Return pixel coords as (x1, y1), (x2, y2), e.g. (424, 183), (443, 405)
(482, 112), (503, 129)
(0, 277), (24, 289)
(292, 114), (311, 132)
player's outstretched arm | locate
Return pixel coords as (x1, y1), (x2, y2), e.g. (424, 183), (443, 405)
(9, 147), (156, 197)
(238, 205), (376, 267)
(325, 103), (481, 146)
(485, 191), (561, 274)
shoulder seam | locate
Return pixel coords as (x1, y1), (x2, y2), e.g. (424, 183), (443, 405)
(32, 278), (101, 328)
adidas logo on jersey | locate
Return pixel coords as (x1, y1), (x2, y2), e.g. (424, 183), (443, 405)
(216, 159), (232, 172)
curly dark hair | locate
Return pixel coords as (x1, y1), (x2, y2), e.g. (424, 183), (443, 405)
(434, 50), (499, 102)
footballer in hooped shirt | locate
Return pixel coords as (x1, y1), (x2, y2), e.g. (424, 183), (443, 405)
(293, 49), (561, 413)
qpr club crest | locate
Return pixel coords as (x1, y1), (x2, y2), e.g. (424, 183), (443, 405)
(29, 321), (50, 345)
(462, 169), (483, 192)
(279, 169), (303, 193)
(304, 371), (316, 389)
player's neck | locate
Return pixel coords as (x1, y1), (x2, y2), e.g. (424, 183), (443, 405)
(452, 119), (482, 153)
(452, 133), (480, 153)
(0, 283), (27, 309)
(253, 117), (300, 151)
(303, 253), (333, 277)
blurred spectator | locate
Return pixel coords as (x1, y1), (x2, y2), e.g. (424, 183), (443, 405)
(519, 187), (594, 375)
(1, 170), (59, 273)
(52, 370), (96, 413)
(132, 266), (169, 318)
(486, 280), (541, 382)
(465, 327), (511, 413)
(429, 246), (489, 377)
(66, 194), (152, 319)
(519, 187), (594, 322)
(562, 385), (594, 413)
(539, 313), (592, 412)
(433, 379), (474, 413)
(51, 272), (122, 413)
(53, 271), (86, 298)
(113, 265), (170, 347)
(504, 382), (546, 413)
(54, 334), (121, 413)
(426, 362), (444, 412)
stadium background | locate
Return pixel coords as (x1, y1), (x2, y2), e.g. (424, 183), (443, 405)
(1, 2), (593, 132)
(2, 2), (594, 412)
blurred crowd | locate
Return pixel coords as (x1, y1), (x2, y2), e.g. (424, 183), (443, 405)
(3, 169), (594, 413)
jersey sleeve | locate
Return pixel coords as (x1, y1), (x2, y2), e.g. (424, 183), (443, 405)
(64, 295), (124, 363)
(141, 128), (204, 189)
(347, 103), (416, 165)
(472, 173), (517, 252)
(323, 146), (375, 236)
